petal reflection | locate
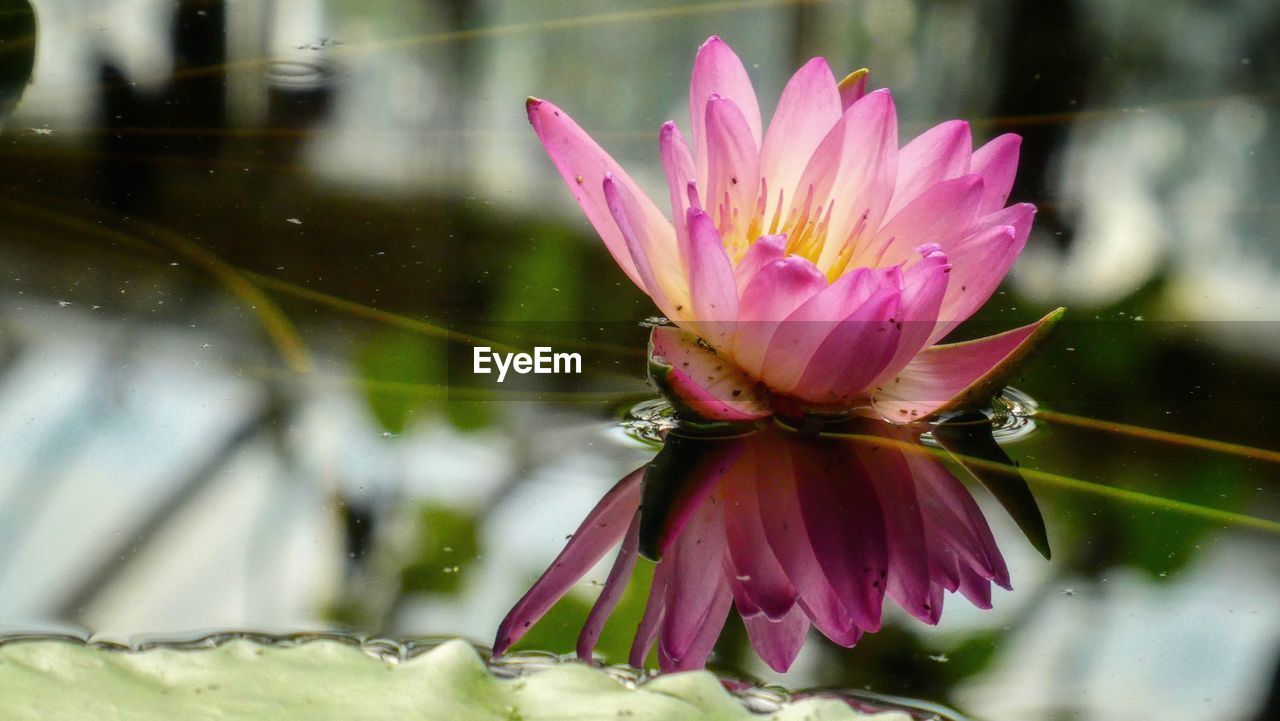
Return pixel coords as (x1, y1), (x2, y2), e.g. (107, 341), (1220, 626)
(496, 417), (1045, 673)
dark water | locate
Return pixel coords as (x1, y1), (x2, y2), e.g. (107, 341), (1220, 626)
(0, 1), (1277, 720)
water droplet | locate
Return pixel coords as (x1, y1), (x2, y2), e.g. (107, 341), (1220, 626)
(620, 399), (677, 445)
(922, 387), (1039, 446)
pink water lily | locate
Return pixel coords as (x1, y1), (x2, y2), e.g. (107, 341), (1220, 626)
(493, 422), (1015, 672)
(527, 36), (1062, 421)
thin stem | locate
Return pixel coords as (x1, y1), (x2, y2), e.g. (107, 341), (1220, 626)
(1036, 409), (1280, 465)
(832, 431), (1280, 536)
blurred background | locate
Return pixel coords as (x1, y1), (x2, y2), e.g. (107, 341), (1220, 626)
(0, 1), (1277, 720)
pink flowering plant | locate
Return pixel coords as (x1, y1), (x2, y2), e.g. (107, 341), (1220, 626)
(496, 37), (1060, 673)
(526, 37), (1062, 423)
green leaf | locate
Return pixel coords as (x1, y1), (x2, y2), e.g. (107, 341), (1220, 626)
(356, 330), (445, 435)
(0, 639), (906, 720)
(932, 413), (1051, 559)
(400, 505), (481, 594)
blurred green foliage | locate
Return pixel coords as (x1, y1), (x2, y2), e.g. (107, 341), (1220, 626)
(400, 505), (481, 595)
(356, 330), (444, 435)
(490, 226), (585, 324)
(355, 329), (491, 432)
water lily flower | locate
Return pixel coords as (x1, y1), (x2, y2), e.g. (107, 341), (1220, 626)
(493, 421), (1021, 672)
(527, 37), (1063, 422)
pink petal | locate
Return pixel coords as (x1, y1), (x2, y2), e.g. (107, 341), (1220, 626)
(852, 427), (934, 624)
(527, 98), (673, 291)
(726, 570), (761, 616)
(888, 120), (973, 217)
(910, 452), (1010, 590)
(792, 89), (898, 270)
(494, 468), (643, 655)
(733, 234), (786, 293)
(760, 57), (842, 205)
(789, 289), (904, 405)
(660, 495), (729, 663)
(684, 209), (740, 348)
(732, 255), (828, 379)
(577, 510), (642, 661)
(958, 563), (995, 609)
(872, 308), (1065, 421)
(930, 550), (961, 594)
(754, 433), (861, 646)
(970, 133), (1022, 215)
(743, 605), (810, 672)
(869, 174), (985, 269)
(659, 582), (733, 671)
(872, 247), (951, 384)
(604, 175), (682, 316)
(648, 325), (770, 422)
(791, 437), (888, 632)
(837, 68), (870, 110)
(704, 96), (760, 238)
(981, 201), (1037, 242)
(660, 121), (697, 253)
(924, 580), (947, 621)
(690, 37), (762, 183)
(930, 203), (1035, 343)
(759, 267), (888, 395)
(630, 556), (672, 667)
(721, 444), (798, 620)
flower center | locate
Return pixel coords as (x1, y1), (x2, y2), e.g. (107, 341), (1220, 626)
(718, 178), (871, 283)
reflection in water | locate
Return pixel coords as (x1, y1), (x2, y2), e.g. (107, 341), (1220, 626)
(496, 416), (1041, 673)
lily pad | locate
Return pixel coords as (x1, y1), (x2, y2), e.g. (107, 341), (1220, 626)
(0, 638), (909, 720)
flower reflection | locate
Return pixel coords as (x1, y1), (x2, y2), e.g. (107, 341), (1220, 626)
(495, 417), (1042, 672)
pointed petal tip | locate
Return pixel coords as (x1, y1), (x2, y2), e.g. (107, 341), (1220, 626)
(491, 630), (513, 658)
(492, 608), (535, 658)
(525, 97), (556, 125)
(525, 97), (545, 115)
(852, 87), (895, 114)
(700, 35), (725, 49)
(684, 204), (707, 225)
